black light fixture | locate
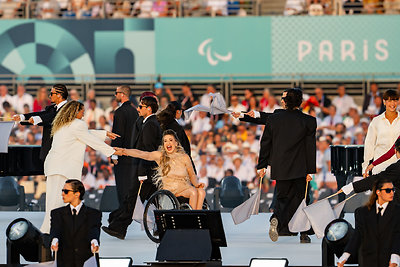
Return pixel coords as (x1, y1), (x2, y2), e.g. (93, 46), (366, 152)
(6, 218), (52, 264)
(322, 218), (357, 267)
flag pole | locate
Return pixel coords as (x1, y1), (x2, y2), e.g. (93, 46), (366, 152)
(304, 179), (309, 200)
(323, 190), (341, 200)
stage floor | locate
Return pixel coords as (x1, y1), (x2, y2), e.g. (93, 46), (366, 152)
(0, 212), (355, 266)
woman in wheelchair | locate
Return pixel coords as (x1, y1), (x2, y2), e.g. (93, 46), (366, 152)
(115, 129), (206, 210)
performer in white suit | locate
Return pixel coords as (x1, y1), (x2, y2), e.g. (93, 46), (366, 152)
(41, 100), (122, 233)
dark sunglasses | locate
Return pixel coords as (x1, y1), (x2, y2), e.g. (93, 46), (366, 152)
(62, 189), (75, 194)
(138, 104), (148, 109)
(49, 92), (58, 96)
(115, 91), (124, 96)
(380, 188), (396, 193)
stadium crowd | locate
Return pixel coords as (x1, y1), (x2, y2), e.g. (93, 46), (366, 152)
(1, 82), (399, 205)
(0, 0), (398, 19)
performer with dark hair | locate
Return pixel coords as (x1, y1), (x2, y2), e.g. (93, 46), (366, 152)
(338, 178), (400, 267)
(13, 84), (68, 161)
(41, 100), (120, 233)
(258, 88), (316, 243)
(157, 101), (196, 173)
(110, 85), (139, 205)
(50, 179), (102, 267)
(103, 96), (162, 240)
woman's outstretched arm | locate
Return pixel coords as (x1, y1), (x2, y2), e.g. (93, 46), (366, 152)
(116, 148), (161, 162)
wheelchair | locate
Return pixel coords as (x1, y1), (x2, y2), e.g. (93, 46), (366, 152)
(143, 189), (209, 243)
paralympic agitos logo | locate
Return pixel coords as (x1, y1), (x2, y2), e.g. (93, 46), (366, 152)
(198, 38), (232, 66)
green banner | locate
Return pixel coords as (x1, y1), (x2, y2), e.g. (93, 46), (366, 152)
(155, 17), (271, 75)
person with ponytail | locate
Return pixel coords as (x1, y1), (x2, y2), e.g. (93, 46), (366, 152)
(40, 100), (121, 233)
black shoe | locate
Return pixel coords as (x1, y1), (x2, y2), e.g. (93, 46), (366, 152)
(102, 226), (125, 240)
(300, 233), (311, 243)
(279, 232), (298, 236)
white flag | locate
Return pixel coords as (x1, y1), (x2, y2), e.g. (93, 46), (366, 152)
(303, 199), (336, 238)
(25, 261), (56, 267)
(288, 199), (311, 233)
(333, 200), (346, 218)
(83, 255), (97, 267)
(132, 196), (154, 231)
(231, 189), (261, 225)
(0, 121), (14, 152)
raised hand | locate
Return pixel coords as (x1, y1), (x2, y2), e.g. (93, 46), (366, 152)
(246, 110), (255, 118)
(106, 132), (120, 140)
(12, 115), (21, 121)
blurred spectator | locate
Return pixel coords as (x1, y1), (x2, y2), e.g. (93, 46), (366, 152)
(259, 88), (270, 110)
(179, 83), (196, 110)
(12, 85), (33, 114)
(246, 131), (260, 152)
(262, 94), (280, 113)
(192, 111), (211, 135)
(82, 165), (96, 190)
(206, 0), (227, 16)
(14, 123), (28, 142)
(241, 89), (254, 109)
(0, 85), (12, 114)
(362, 82), (381, 113)
(69, 89), (81, 101)
(332, 84), (357, 116)
(343, 0), (363, 13)
(95, 165), (116, 189)
(33, 87), (51, 112)
(232, 154), (255, 184)
(227, 0), (240, 15)
(343, 107), (362, 134)
(365, 95), (385, 117)
(104, 97), (119, 119)
(152, 0), (168, 16)
(284, 0), (305, 15)
(315, 136), (336, 189)
(26, 131), (37, 145)
(363, 0), (379, 13)
(84, 89), (100, 110)
(200, 84), (217, 108)
(98, 115), (111, 131)
(320, 104), (342, 135)
(112, 0), (132, 17)
(0, 0), (20, 19)
(247, 96), (258, 112)
(308, 0), (324, 15)
(228, 95), (246, 126)
(2, 101), (13, 120)
(314, 87), (331, 117)
(384, 0), (400, 13)
(132, 0), (153, 17)
(84, 99), (105, 128)
(36, 0), (60, 18)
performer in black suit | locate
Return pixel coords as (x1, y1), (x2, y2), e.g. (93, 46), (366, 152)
(50, 179), (101, 267)
(12, 84), (68, 161)
(340, 139), (400, 203)
(257, 88), (316, 243)
(103, 96), (162, 239)
(157, 101), (196, 173)
(110, 85), (139, 206)
(338, 178), (400, 267)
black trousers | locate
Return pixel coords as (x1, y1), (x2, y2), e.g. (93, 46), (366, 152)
(113, 163), (136, 206)
(107, 177), (157, 235)
(273, 177), (308, 234)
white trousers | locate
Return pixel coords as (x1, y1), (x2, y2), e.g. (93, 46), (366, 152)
(40, 174), (68, 234)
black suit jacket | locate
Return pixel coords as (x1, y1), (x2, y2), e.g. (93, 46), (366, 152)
(131, 115), (162, 180)
(345, 202), (400, 267)
(21, 104), (58, 160)
(239, 111), (272, 125)
(111, 101), (139, 165)
(50, 204), (101, 267)
(353, 160), (400, 194)
(257, 109), (316, 180)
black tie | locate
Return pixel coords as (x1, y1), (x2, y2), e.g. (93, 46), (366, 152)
(377, 207), (383, 223)
(72, 208), (77, 230)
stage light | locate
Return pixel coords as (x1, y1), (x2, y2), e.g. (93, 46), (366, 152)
(0, 176), (24, 207)
(250, 258), (289, 267)
(99, 257), (133, 267)
(6, 218), (51, 264)
(322, 218), (357, 267)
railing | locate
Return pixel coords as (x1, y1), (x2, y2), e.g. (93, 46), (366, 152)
(0, 0), (398, 19)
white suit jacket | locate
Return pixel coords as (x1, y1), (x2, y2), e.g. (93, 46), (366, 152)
(44, 119), (115, 179)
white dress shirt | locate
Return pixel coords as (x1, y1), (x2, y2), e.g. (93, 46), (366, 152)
(12, 93), (33, 114)
(362, 111), (400, 174)
(338, 201), (399, 265)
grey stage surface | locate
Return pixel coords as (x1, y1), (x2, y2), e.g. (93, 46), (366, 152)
(0, 212), (355, 266)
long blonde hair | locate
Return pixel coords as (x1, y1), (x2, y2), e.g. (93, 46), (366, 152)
(154, 129), (186, 188)
(51, 101), (83, 136)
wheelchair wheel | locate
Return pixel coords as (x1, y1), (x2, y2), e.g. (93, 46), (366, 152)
(143, 190), (180, 243)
